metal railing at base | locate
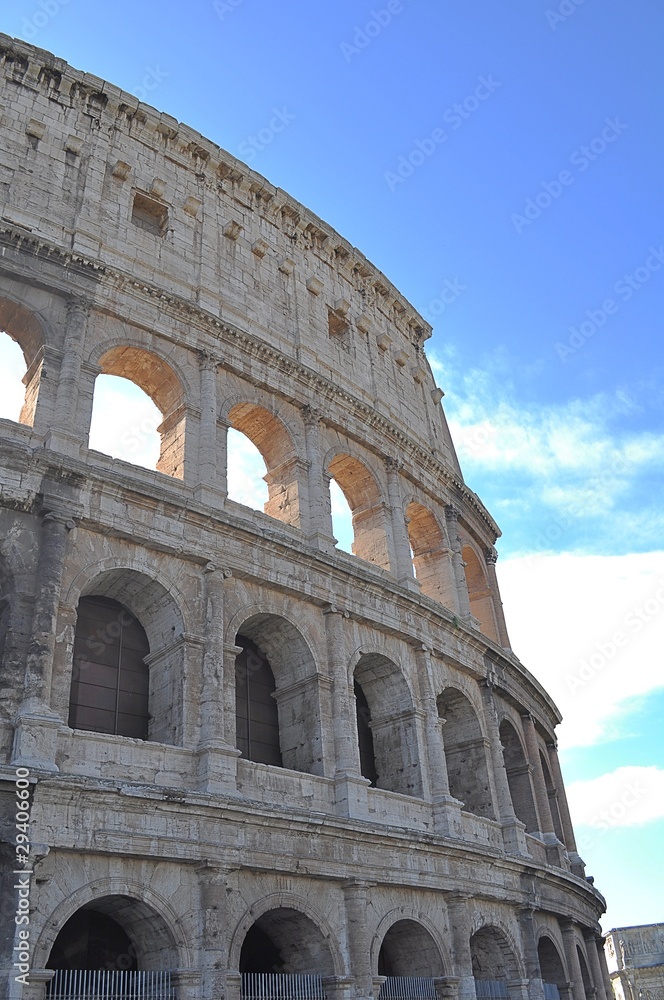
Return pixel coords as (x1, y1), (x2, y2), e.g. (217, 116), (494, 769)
(378, 977), (438, 1000)
(474, 980), (509, 999)
(47, 970), (176, 999)
(241, 973), (326, 1000)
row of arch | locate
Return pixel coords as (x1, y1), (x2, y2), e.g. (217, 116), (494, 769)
(0, 302), (505, 643)
(4, 550), (563, 839)
(40, 890), (603, 999)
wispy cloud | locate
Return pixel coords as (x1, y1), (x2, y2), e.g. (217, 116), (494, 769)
(498, 551), (664, 749)
(567, 766), (664, 828)
(430, 347), (664, 554)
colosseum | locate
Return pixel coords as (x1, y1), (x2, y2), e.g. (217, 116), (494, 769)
(0, 35), (610, 1000)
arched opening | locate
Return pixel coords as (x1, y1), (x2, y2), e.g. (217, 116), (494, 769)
(437, 688), (495, 820)
(471, 926), (520, 999)
(0, 332), (27, 423)
(540, 751), (565, 843)
(235, 635), (283, 767)
(228, 403), (303, 527)
(90, 346), (185, 478)
(577, 946), (594, 999)
(462, 545), (499, 642)
(377, 919), (445, 977)
(406, 502), (454, 606)
(46, 895), (178, 996)
(499, 720), (539, 833)
(354, 679), (378, 786)
(68, 569), (185, 745)
(234, 614), (323, 775)
(89, 375), (162, 471)
(227, 427), (269, 510)
(69, 596), (149, 739)
(0, 298), (46, 426)
(354, 653), (423, 797)
(330, 478), (354, 553)
(328, 453), (391, 570)
(239, 907), (335, 976)
(537, 936), (566, 999)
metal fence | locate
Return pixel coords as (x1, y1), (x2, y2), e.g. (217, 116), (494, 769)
(241, 973), (326, 1000)
(47, 970), (176, 999)
(378, 977), (438, 1000)
(474, 981), (509, 999)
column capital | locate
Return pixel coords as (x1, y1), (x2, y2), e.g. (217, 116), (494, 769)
(203, 561), (232, 578)
(66, 294), (92, 321)
(198, 348), (221, 371)
(485, 545), (499, 565)
(445, 503), (461, 523)
(324, 604), (350, 619)
(302, 403), (324, 426)
(41, 508), (77, 531)
(385, 456), (403, 473)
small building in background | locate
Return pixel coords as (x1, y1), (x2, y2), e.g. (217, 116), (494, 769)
(605, 925), (664, 1000)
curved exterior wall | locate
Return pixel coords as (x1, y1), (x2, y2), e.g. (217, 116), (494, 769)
(0, 36), (608, 1000)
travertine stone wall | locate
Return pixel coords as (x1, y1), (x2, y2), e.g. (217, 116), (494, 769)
(0, 36), (606, 1000)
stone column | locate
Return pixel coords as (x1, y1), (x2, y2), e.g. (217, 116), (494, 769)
(583, 931), (607, 1000)
(343, 881), (374, 1000)
(196, 563), (239, 793)
(595, 937), (613, 1000)
(197, 864), (232, 1000)
(196, 350), (223, 502)
(445, 506), (471, 619)
(518, 907), (545, 1000)
(521, 714), (556, 839)
(20, 970), (55, 1000)
(561, 921), (587, 1000)
(13, 498), (78, 770)
(325, 607), (369, 819)
(484, 547), (511, 648)
(445, 894), (476, 1000)
(46, 296), (90, 455)
(478, 680), (527, 856)
(413, 644), (463, 837)
(385, 458), (417, 586)
(546, 741), (585, 874)
(303, 405), (336, 551)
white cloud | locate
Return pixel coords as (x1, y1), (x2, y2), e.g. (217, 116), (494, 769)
(227, 428), (268, 509)
(567, 766), (664, 828)
(89, 374), (161, 469)
(497, 551), (664, 749)
(0, 333), (27, 423)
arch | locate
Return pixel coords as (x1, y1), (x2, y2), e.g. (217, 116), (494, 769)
(229, 896), (341, 977)
(375, 917), (447, 978)
(235, 634), (283, 767)
(67, 567), (186, 745)
(233, 613), (323, 775)
(327, 452), (391, 570)
(0, 295), (47, 426)
(353, 652), (423, 797)
(471, 924), (521, 992)
(34, 880), (190, 972)
(540, 750), (565, 842)
(227, 402), (303, 527)
(462, 544), (499, 642)
(577, 945), (594, 998)
(499, 719), (539, 833)
(437, 687), (495, 820)
(68, 595), (150, 739)
(93, 345), (186, 478)
(537, 935), (567, 993)
(405, 501), (454, 605)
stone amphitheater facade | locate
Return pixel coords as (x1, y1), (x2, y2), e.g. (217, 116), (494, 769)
(0, 35), (610, 1000)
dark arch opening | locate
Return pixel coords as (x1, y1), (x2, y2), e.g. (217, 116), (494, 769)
(499, 719), (539, 833)
(471, 925), (520, 995)
(437, 687), (495, 820)
(47, 909), (137, 972)
(69, 596), (149, 739)
(355, 679), (378, 786)
(577, 946), (594, 999)
(538, 936), (566, 994)
(238, 908), (335, 976)
(378, 919), (445, 977)
(235, 635), (283, 767)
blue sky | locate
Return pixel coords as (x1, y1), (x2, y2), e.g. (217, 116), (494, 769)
(1, 0), (663, 930)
